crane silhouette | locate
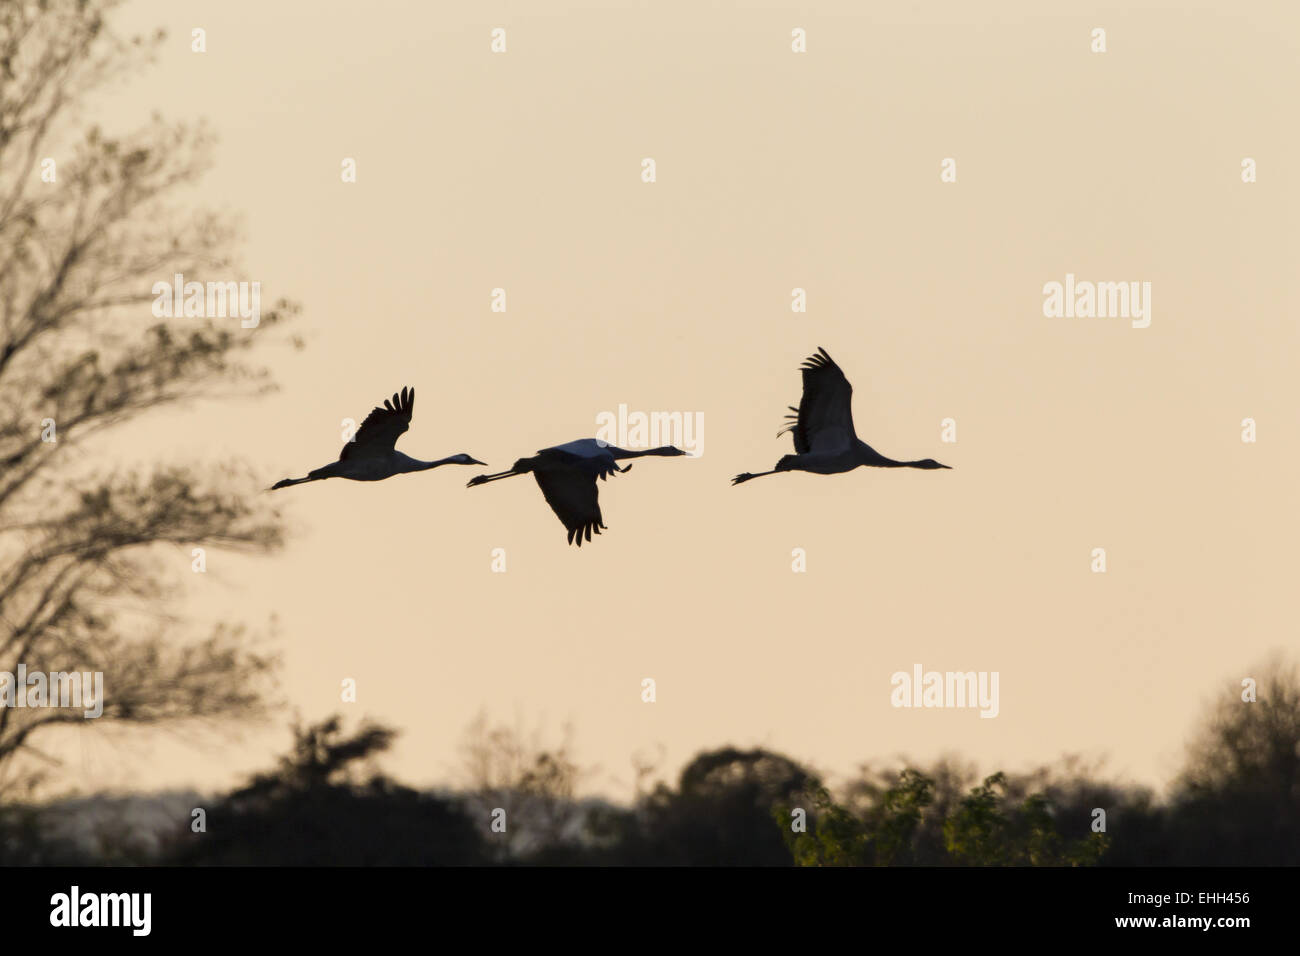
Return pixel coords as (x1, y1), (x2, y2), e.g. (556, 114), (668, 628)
(733, 347), (950, 484)
(466, 438), (688, 546)
(271, 387), (485, 490)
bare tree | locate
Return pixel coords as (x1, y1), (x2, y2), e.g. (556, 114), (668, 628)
(1178, 656), (1300, 804)
(459, 712), (586, 859)
(0, 0), (297, 796)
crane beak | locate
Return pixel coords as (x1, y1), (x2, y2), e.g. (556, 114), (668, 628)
(467, 458), (487, 466)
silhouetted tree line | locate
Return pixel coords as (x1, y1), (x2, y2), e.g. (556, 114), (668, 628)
(4, 662), (1294, 866)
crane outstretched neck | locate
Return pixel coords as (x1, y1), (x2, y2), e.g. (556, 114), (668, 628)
(855, 441), (949, 470)
(396, 452), (486, 473)
(878, 457), (951, 470)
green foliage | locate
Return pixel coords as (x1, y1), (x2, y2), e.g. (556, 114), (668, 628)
(873, 768), (936, 864)
(782, 768), (1105, 867)
(778, 785), (867, 866)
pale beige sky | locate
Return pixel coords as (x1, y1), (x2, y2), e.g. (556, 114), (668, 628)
(56, 0), (1300, 800)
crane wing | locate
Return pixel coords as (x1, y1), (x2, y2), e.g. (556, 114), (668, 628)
(540, 445), (623, 480)
(533, 465), (607, 547)
(776, 347), (856, 454)
(339, 387), (414, 461)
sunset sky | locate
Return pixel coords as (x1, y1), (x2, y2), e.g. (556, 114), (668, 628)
(58, 0), (1299, 802)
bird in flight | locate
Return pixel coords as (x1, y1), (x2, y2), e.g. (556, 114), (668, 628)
(733, 347), (950, 484)
(466, 438), (689, 546)
(271, 387), (485, 490)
